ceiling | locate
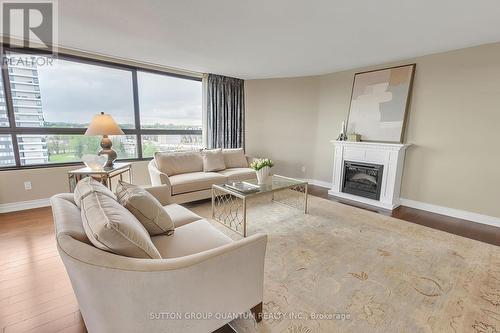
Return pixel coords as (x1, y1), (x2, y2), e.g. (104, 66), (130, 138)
(54, 0), (500, 79)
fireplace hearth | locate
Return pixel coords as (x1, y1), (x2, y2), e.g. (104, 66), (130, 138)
(342, 161), (384, 200)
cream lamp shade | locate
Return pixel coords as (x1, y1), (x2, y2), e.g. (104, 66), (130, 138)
(85, 112), (124, 167)
(85, 112), (124, 136)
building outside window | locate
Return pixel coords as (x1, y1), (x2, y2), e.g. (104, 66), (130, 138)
(0, 49), (203, 169)
(8, 54), (48, 165)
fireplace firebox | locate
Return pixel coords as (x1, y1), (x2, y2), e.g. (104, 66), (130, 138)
(342, 161), (384, 200)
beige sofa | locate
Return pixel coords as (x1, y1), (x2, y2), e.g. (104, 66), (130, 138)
(51, 192), (267, 333)
(148, 149), (256, 205)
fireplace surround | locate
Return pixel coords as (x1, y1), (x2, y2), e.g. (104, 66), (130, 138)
(329, 141), (410, 210)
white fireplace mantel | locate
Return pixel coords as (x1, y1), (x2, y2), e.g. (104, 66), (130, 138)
(328, 140), (411, 210)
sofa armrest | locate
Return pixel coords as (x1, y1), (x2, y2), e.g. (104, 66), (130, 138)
(57, 233), (268, 333)
(143, 185), (172, 206)
(246, 155), (258, 166)
(148, 159), (171, 187)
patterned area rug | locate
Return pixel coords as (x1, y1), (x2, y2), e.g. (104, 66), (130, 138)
(186, 193), (500, 333)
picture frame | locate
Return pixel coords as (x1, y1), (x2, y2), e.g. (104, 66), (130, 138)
(346, 64), (416, 143)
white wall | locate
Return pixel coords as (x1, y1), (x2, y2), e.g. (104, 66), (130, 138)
(0, 161), (151, 206)
(246, 42), (500, 219)
(2, 42), (500, 220)
(245, 76), (319, 179)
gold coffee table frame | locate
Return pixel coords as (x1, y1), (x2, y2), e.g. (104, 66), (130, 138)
(212, 175), (308, 237)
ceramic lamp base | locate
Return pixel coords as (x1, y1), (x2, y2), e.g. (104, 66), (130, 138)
(98, 135), (117, 167)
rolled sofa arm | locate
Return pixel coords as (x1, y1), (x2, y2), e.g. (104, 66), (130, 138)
(56, 233), (268, 333)
(144, 185), (172, 206)
(147, 159), (173, 205)
(246, 155), (259, 166)
(148, 159), (171, 187)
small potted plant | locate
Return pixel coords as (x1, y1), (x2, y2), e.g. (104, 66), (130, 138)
(250, 158), (274, 184)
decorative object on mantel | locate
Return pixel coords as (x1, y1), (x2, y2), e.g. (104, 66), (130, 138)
(250, 158), (274, 184)
(81, 154), (108, 171)
(347, 133), (361, 142)
(346, 64), (416, 143)
(85, 112), (124, 168)
(336, 121), (348, 141)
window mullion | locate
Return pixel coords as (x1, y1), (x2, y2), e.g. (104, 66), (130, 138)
(132, 69), (142, 159)
(1, 50), (21, 167)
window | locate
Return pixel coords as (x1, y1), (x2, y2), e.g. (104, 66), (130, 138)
(0, 135), (15, 166)
(141, 134), (202, 158)
(138, 72), (202, 130)
(18, 134), (137, 165)
(0, 48), (203, 169)
(8, 53), (136, 129)
(0, 75), (8, 127)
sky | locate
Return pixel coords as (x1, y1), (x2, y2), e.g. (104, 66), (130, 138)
(36, 57), (202, 127)
(138, 71), (202, 127)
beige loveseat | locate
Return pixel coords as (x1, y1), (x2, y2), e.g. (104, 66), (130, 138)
(148, 149), (256, 204)
(51, 192), (267, 333)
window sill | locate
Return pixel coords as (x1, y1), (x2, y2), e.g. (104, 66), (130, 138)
(0, 158), (154, 171)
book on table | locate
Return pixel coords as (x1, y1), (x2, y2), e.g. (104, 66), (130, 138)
(225, 181), (260, 194)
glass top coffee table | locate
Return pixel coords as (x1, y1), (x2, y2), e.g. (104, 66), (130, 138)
(212, 175), (308, 237)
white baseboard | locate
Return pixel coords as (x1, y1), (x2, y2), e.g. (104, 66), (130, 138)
(0, 179), (333, 214)
(2, 181), (500, 229)
(0, 198), (51, 214)
(306, 178), (500, 228)
(399, 198), (500, 228)
(305, 178), (332, 189)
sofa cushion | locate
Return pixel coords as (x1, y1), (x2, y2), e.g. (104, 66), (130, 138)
(151, 219), (232, 258)
(154, 151), (203, 176)
(80, 191), (162, 259)
(74, 177), (116, 208)
(202, 148), (226, 172)
(169, 172), (227, 195)
(164, 203), (202, 227)
(218, 168), (256, 182)
(222, 148), (248, 168)
(116, 181), (175, 236)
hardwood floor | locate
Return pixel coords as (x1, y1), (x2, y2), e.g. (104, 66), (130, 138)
(0, 187), (498, 332)
(0, 207), (85, 333)
(0, 207), (236, 333)
(308, 184), (500, 246)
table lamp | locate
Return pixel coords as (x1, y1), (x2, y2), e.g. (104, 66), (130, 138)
(85, 112), (124, 167)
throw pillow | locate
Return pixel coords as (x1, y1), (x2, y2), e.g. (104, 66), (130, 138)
(74, 176), (117, 208)
(154, 151), (203, 176)
(222, 148), (248, 168)
(116, 181), (175, 236)
(202, 148), (226, 172)
(80, 190), (161, 259)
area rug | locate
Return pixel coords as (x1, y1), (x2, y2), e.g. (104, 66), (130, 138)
(186, 194), (500, 333)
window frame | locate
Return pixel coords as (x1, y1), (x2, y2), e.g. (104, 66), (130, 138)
(0, 45), (203, 170)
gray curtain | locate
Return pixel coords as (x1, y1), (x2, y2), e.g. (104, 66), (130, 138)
(207, 74), (245, 149)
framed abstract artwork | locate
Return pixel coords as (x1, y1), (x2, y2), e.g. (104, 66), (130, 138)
(346, 64), (416, 143)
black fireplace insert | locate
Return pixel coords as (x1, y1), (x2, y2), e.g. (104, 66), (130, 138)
(342, 161), (384, 200)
